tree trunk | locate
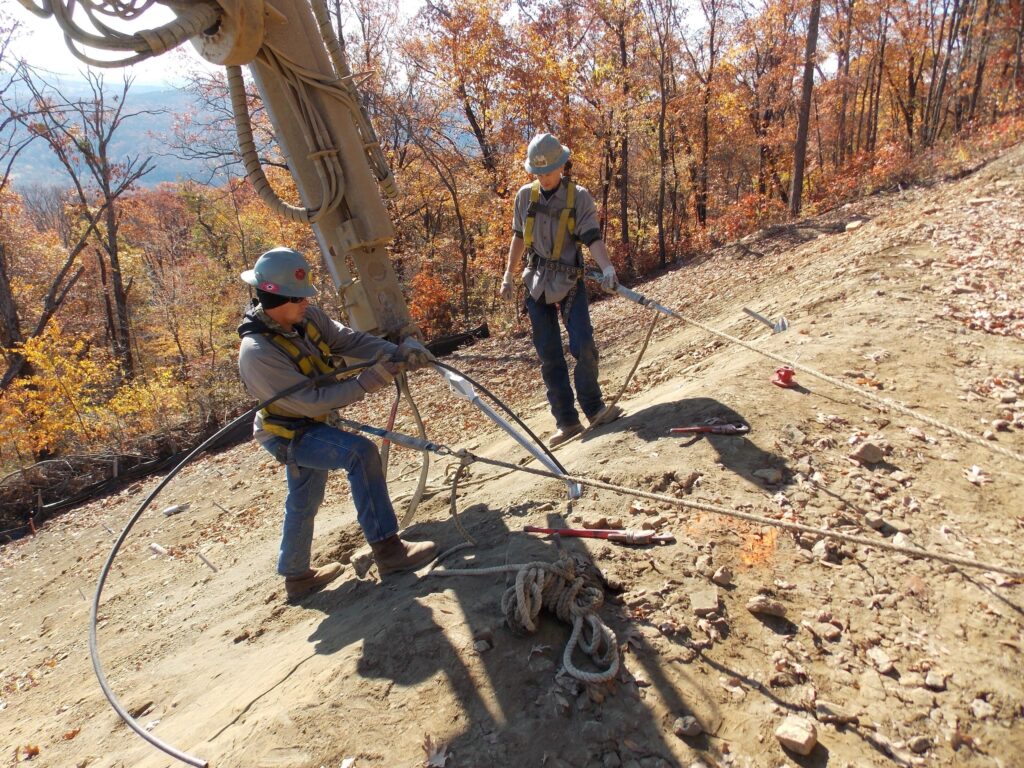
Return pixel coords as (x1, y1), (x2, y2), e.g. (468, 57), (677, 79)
(0, 242), (30, 387)
(967, 0), (994, 123)
(103, 202), (134, 378)
(925, 0), (966, 146)
(868, 14), (888, 152)
(616, 19), (632, 274)
(656, 71), (669, 268)
(789, 0), (821, 217)
(836, 0), (855, 165)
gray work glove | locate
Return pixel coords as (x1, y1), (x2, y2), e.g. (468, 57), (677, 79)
(500, 269), (514, 301)
(356, 356), (398, 394)
(600, 265), (618, 294)
(395, 337), (436, 371)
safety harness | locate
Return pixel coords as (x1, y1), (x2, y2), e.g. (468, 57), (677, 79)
(523, 179), (583, 279)
(258, 319), (335, 441)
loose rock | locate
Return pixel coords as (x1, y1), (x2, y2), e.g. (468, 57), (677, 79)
(689, 587), (719, 617)
(814, 699), (858, 724)
(907, 735), (931, 753)
(747, 595), (787, 617)
(754, 467), (783, 484)
(672, 716), (702, 738)
(892, 532), (913, 549)
(851, 442), (885, 464)
(775, 715), (818, 755)
(866, 647), (894, 674)
(970, 698), (995, 719)
(711, 566), (733, 586)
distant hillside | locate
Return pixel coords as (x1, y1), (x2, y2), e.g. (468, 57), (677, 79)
(8, 82), (231, 190)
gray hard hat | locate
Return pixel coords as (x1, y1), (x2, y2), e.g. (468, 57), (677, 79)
(524, 133), (570, 175)
(240, 247), (318, 298)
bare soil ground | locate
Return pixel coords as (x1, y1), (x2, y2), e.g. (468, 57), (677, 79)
(2, 144), (1023, 768)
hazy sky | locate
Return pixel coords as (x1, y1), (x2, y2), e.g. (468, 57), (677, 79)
(6, 3), (220, 86)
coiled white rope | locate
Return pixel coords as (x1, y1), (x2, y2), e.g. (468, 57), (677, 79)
(16, 0), (220, 67)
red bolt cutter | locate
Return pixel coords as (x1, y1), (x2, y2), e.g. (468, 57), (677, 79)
(524, 526), (675, 545)
(670, 423), (750, 435)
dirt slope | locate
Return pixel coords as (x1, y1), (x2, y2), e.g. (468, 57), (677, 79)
(2, 144), (1023, 768)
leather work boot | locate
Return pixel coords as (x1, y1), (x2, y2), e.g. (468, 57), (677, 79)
(588, 403), (624, 428)
(284, 562), (343, 601)
(370, 535), (438, 576)
(549, 421), (584, 447)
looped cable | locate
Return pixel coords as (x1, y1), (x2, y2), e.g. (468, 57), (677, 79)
(227, 64), (312, 223)
(20, 0), (220, 67)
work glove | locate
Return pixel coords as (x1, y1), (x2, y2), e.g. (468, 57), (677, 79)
(395, 337), (436, 371)
(356, 355), (398, 394)
(500, 269), (514, 301)
(600, 265), (618, 294)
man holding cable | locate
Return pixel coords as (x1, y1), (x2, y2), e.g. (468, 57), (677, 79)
(237, 247), (437, 600)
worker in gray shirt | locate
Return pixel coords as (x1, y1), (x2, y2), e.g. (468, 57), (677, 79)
(238, 247), (437, 600)
(501, 133), (623, 446)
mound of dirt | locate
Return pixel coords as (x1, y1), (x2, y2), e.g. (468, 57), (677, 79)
(1, 145), (1022, 768)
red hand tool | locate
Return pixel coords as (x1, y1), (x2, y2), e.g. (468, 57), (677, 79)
(670, 423), (750, 435)
(523, 526), (675, 545)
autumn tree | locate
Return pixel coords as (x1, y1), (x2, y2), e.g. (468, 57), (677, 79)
(789, 0), (822, 215)
(4, 67), (156, 379)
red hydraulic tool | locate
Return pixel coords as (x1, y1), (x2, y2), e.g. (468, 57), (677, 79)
(524, 526), (675, 545)
(670, 423), (750, 436)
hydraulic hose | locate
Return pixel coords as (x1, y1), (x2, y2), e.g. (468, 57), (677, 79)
(89, 361), (371, 767)
(431, 361), (568, 475)
(91, 356), (561, 765)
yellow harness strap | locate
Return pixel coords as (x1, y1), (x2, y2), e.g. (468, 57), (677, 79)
(552, 180), (576, 265)
(260, 319), (336, 440)
(523, 179), (577, 260)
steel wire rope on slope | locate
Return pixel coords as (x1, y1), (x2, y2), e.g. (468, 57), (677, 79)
(590, 274), (1024, 466)
(450, 448), (1024, 579)
(89, 361), (372, 768)
(431, 360), (569, 475)
(390, 311), (660, 501)
(330, 418), (1024, 581)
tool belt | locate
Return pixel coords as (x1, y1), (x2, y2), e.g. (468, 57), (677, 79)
(525, 249), (584, 279)
(261, 409), (326, 442)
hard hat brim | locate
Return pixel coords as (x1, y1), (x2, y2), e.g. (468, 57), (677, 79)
(240, 269), (318, 297)
(524, 145), (570, 175)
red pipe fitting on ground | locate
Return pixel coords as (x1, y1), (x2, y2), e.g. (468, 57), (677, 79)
(772, 366), (796, 388)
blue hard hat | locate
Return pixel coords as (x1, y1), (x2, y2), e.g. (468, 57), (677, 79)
(524, 133), (570, 175)
(240, 247), (318, 298)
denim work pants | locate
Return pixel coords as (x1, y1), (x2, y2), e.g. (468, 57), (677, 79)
(525, 281), (605, 428)
(261, 423), (399, 577)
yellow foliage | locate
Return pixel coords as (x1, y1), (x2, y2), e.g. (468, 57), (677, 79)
(0, 323), (188, 461)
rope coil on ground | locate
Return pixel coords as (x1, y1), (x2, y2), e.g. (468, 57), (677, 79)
(431, 554), (620, 684)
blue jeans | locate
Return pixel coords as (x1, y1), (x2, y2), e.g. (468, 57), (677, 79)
(525, 281), (605, 428)
(261, 423), (399, 577)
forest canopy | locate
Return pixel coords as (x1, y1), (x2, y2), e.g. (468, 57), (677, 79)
(1, 0), (1022, 479)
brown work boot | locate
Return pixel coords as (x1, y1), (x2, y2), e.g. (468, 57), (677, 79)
(588, 403), (623, 428)
(370, 534), (438, 576)
(284, 562), (342, 601)
(549, 421), (584, 447)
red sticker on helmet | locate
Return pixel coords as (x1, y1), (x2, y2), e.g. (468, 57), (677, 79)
(294, 268), (306, 280)
(259, 281), (279, 292)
